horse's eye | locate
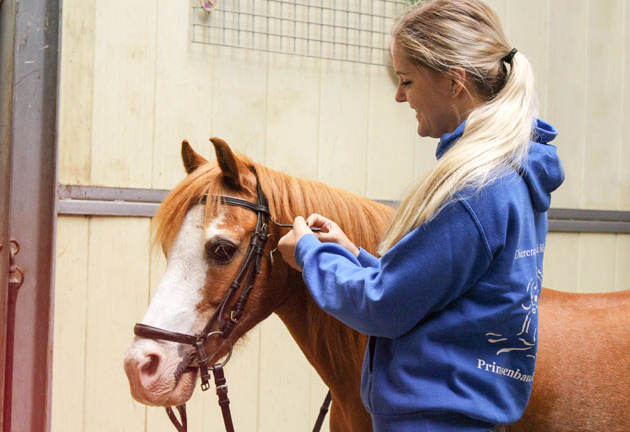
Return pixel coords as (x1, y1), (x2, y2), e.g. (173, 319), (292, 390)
(206, 241), (237, 264)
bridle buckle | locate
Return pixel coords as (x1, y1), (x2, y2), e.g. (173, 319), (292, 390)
(229, 310), (240, 324)
(195, 338), (212, 391)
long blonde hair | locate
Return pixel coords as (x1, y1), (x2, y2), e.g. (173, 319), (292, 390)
(378, 0), (537, 254)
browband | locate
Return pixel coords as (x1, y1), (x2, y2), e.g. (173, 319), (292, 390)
(200, 194), (270, 214)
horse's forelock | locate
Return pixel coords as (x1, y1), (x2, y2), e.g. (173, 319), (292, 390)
(153, 149), (260, 252)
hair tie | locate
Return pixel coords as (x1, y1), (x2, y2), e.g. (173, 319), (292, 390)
(502, 48), (518, 64)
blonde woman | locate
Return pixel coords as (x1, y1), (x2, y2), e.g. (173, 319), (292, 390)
(279, 0), (564, 431)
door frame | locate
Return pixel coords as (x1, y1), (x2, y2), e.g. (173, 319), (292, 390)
(0, 0), (60, 431)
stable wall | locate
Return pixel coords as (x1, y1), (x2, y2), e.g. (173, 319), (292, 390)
(52, 1), (630, 431)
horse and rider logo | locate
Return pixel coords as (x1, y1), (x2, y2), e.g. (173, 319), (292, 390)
(485, 269), (542, 359)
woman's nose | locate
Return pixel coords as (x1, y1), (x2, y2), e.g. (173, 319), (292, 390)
(395, 87), (407, 103)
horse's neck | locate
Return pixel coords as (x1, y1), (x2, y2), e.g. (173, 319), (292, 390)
(273, 276), (366, 400)
(263, 169), (390, 429)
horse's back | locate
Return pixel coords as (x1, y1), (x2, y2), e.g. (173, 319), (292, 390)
(511, 288), (630, 432)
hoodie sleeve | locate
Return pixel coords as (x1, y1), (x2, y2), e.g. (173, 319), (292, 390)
(356, 248), (380, 268)
(295, 201), (493, 338)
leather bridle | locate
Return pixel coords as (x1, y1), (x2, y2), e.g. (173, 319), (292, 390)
(133, 168), (331, 432)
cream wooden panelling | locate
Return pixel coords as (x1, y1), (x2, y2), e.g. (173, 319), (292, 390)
(544, 233), (630, 293)
(83, 217), (150, 432)
(483, 0), (508, 24)
(315, 2), (379, 196)
(545, 0), (588, 209)
(366, 65), (416, 200)
(317, 60), (370, 196)
(210, 46), (269, 165)
(90, 0), (157, 188)
(151, 0), (215, 190)
(507, 0), (550, 116)
(616, 234), (630, 291)
(58, 0), (95, 185)
(258, 315), (313, 432)
(265, 53), (321, 179)
(577, 233), (619, 293)
(220, 325), (263, 432)
(56, 0), (630, 207)
(51, 217), (89, 432)
(145, 391), (207, 432)
(309, 369), (331, 432)
(542, 232), (580, 292)
(413, 135), (439, 179)
(583, 0), (625, 210)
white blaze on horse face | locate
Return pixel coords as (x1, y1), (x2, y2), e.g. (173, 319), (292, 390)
(205, 207), (229, 241)
(141, 204), (208, 334)
(204, 207), (243, 242)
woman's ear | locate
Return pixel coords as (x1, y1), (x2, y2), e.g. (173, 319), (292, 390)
(448, 68), (467, 97)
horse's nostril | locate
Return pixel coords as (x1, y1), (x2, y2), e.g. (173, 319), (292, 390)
(141, 354), (161, 377)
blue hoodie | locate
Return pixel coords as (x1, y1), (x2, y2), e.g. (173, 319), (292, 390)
(295, 119), (564, 432)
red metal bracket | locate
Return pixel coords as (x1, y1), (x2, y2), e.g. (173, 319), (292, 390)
(8, 239), (24, 293)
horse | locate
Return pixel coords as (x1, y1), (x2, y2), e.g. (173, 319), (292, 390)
(124, 138), (630, 432)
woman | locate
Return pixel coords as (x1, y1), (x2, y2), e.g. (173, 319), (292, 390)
(278, 1), (564, 431)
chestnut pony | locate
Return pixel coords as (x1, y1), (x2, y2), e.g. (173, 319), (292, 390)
(124, 139), (630, 432)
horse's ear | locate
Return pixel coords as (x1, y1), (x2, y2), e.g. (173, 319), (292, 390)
(181, 140), (208, 174)
(210, 137), (243, 189)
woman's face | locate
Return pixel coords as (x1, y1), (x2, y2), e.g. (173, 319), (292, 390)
(391, 41), (461, 138)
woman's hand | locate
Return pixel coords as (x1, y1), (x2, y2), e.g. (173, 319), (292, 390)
(278, 216), (314, 270)
(277, 214), (360, 271)
(305, 213), (359, 257)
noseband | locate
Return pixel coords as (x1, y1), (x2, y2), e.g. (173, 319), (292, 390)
(133, 170), (330, 432)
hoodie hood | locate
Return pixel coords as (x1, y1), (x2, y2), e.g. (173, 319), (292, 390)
(436, 118), (564, 212)
(521, 120), (564, 211)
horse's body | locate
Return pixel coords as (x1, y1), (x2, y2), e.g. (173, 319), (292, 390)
(125, 139), (630, 432)
(515, 289), (630, 432)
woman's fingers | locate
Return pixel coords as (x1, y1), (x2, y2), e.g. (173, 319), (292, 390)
(291, 216), (314, 238)
(306, 213), (334, 231)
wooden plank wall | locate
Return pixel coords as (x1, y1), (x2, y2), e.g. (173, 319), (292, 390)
(52, 1), (630, 431)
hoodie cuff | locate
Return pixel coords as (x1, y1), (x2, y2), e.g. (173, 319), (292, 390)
(295, 233), (321, 269)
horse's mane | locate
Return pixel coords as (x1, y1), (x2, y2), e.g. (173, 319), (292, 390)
(153, 151), (393, 375)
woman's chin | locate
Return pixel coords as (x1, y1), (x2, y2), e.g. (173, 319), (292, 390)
(417, 124), (429, 138)
(416, 118), (428, 137)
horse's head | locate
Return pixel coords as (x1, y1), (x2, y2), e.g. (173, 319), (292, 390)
(124, 139), (290, 407)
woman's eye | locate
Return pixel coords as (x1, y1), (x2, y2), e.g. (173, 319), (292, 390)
(401, 80), (412, 87)
(207, 241), (237, 263)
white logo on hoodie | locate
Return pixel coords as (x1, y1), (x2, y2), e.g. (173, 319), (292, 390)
(485, 269), (542, 359)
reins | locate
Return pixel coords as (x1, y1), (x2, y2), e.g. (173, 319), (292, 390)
(133, 169), (330, 432)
